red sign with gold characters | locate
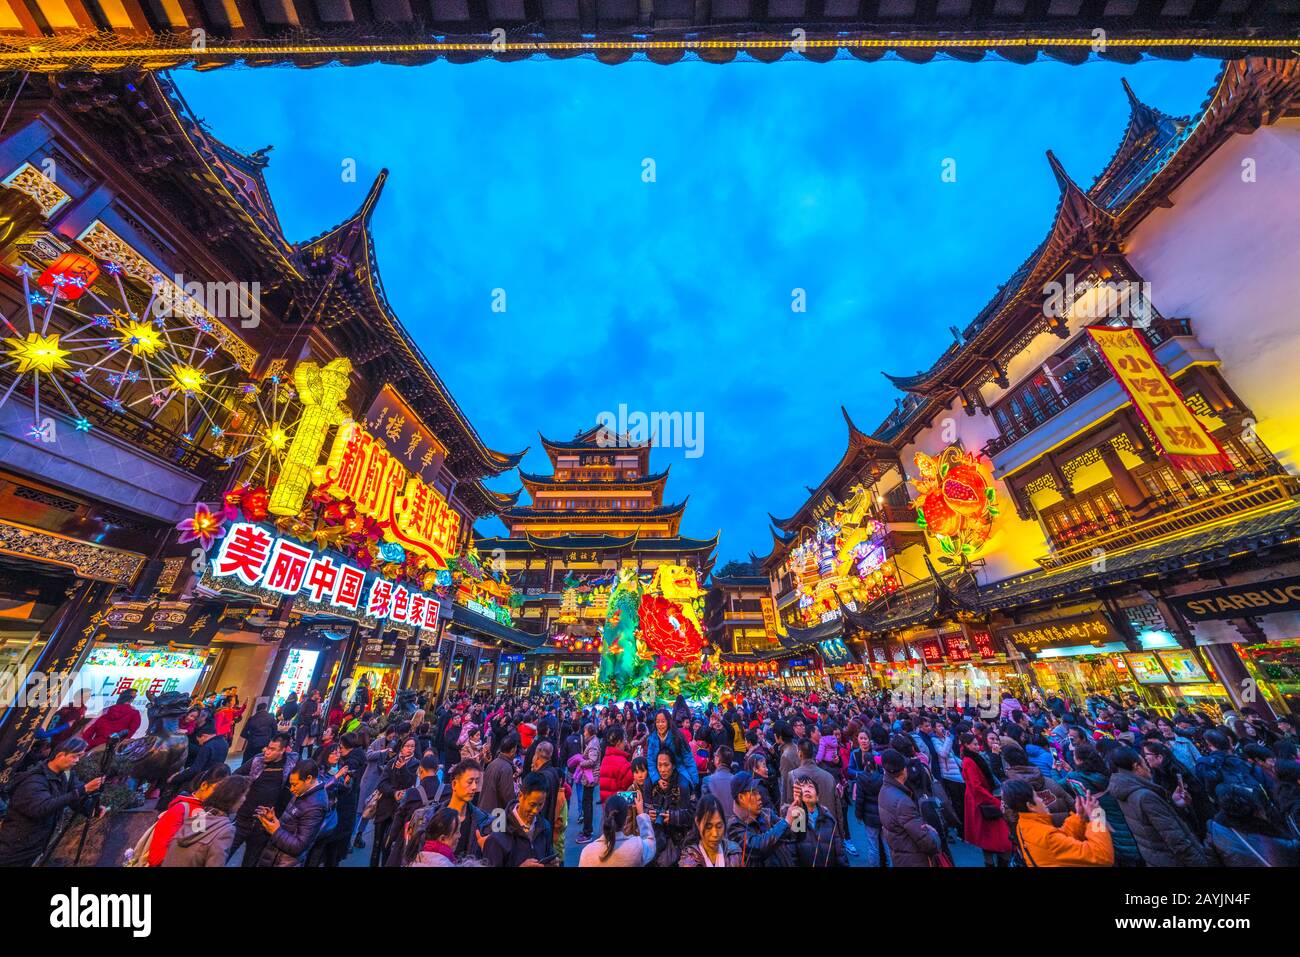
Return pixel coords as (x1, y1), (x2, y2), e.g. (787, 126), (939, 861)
(321, 420), (461, 567)
(1087, 325), (1231, 474)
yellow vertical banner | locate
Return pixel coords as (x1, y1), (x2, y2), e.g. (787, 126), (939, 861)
(1086, 325), (1232, 474)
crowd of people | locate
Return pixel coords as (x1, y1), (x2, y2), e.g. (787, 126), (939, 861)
(2, 679), (1298, 869)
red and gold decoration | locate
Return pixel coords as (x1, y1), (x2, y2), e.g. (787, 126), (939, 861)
(913, 445), (998, 565)
(577, 563), (729, 706)
(784, 483), (900, 626)
(1087, 325), (1232, 474)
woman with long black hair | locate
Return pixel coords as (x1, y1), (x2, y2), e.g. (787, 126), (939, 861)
(578, 792), (657, 866)
(642, 748), (695, 866)
(960, 731), (1011, 867)
(647, 708), (697, 791)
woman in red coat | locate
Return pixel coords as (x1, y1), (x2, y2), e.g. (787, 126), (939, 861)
(960, 733), (1011, 866)
(598, 726), (634, 802)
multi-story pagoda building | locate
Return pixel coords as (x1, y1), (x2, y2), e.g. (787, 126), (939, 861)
(476, 425), (717, 693)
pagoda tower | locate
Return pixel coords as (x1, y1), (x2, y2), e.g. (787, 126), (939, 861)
(476, 425), (717, 692)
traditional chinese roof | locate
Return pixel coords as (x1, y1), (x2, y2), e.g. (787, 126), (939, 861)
(293, 172), (526, 482)
(756, 524), (799, 572)
(873, 59), (1300, 446)
(503, 500), (688, 522)
(519, 467), (670, 495)
(3, 7), (1297, 73)
(780, 618), (844, 648)
(1089, 78), (1192, 211)
(15, 73), (300, 306)
(709, 573), (768, 588)
(538, 426), (652, 464)
(448, 602), (545, 650)
(475, 531), (719, 554)
(769, 406), (898, 535)
(458, 481), (523, 519)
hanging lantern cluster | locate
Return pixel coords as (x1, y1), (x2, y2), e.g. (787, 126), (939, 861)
(552, 632), (597, 652)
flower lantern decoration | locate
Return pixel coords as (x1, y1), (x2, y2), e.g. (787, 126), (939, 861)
(176, 502), (225, 550)
(912, 445), (999, 564)
(638, 593), (704, 661)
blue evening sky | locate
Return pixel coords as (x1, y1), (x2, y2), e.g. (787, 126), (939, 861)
(175, 56), (1220, 564)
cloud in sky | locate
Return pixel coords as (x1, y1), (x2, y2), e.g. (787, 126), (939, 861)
(176, 55), (1220, 562)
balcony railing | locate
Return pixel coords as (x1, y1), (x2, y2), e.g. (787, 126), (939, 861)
(985, 318), (1193, 456)
(1036, 473), (1300, 570)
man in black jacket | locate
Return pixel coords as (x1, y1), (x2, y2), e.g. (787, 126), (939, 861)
(254, 759), (328, 866)
(0, 738), (103, 867)
(727, 771), (796, 867)
(239, 702), (276, 767)
(164, 722), (229, 801)
(483, 772), (553, 867)
(383, 754), (445, 866)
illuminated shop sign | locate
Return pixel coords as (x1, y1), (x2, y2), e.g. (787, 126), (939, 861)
(1002, 612), (1120, 655)
(211, 522), (440, 627)
(1167, 575), (1300, 623)
(320, 420), (461, 567)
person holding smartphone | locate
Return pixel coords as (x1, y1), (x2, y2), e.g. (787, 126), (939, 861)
(483, 771), (555, 867)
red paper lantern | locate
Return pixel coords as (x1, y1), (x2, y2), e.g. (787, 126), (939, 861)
(38, 253), (100, 301)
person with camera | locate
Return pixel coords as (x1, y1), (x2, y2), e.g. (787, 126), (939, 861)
(0, 738), (103, 867)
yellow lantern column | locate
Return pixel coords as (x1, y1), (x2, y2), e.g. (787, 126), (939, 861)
(269, 358), (353, 517)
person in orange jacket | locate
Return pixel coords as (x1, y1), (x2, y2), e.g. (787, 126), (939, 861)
(1003, 779), (1115, 867)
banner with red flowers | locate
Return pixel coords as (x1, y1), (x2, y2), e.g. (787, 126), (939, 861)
(1087, 325), (1232, 474)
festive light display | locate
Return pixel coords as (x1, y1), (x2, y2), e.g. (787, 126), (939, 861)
(0, 251), (251, 449)
(37, 253), (99, 302)
(912, 445), (999, 564)
(313, 418), (461, 567)
(577, 563), (729, 706)
(267, 358), (353, 517)
(784, 483), (900, 626)
(449, 544), (520, 626)
(207, 520), (441, 626)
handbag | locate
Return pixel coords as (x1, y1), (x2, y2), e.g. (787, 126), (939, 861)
(361, 789), (381, 821)
(978, 803), (1003, 821)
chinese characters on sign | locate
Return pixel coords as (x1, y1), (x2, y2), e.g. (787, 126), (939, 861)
(1002, 612), (1120, 655)
(211, 522), (441, 627)
(364, 385), (448, 480)
(760, 596), (780, 643)
(322, 420), (460, 567)
(1087, 326), (1232, 474)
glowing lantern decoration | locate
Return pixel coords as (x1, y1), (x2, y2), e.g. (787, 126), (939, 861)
(118, 320), (163, 356)
(912, 446), (999, 564)
(169, 363), (207, 395)
(5, 332), (69, 375)
(38, 253), (100, 302)
(639, 593), (704, 661)
(268, 358), (353, 517)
